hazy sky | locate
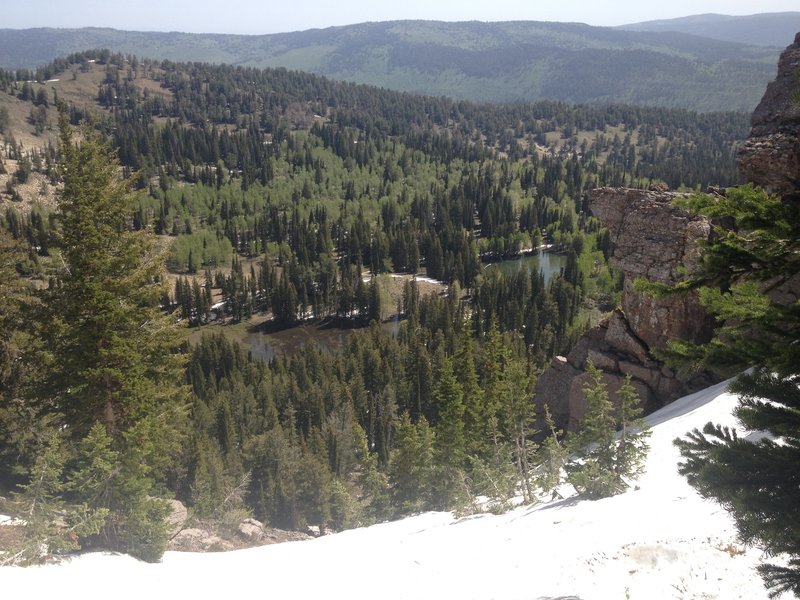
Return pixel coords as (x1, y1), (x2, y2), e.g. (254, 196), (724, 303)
(3, 0), (798, 34)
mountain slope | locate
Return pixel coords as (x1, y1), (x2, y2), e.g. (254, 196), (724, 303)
(0, 21), (780, 111)
(1, 380), (781, 599)
(620, 12), (800, 48)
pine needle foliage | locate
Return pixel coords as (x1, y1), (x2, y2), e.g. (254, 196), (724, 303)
(534, 404), (568, 497)
(567, 361), (650, 499)
(668, 185), (800, 597)
(13, 106), (191, 562)
(5, 433), (107, 565)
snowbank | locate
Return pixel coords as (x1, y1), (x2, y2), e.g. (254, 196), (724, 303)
(0, 380), (781, 599)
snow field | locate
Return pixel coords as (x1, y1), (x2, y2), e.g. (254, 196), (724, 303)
(0, 379), (782, 599)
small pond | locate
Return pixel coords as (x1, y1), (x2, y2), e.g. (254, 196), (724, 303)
(484, 250), (567, 283)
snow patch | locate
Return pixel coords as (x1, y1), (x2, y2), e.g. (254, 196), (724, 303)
(0, 380), (785, 599)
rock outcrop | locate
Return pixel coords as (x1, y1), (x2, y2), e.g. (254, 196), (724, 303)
(238, 518), (266, 541)
(167, 518), (312, 552)
(590, 188), (714, 351)
(738, 32), (800, 198)
(535, 188), (716, 431)
(165, 499), (189, 537)
(169, 527), (236, 552)
(536, 32), (800, 432)
(738, 31), (800, 304)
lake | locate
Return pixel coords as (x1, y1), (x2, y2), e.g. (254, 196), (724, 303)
(484, 250), (567, 283)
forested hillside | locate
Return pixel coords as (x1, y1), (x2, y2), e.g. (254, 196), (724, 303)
(0, 20), (780, 111)
(0, 50), (749, 559)
(620, 12), (800, 47)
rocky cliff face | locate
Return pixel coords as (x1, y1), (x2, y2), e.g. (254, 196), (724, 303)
(738, 32), (800, 199)
(535, 32), (800, 432)
(589, 188), (714, 351)
(535, 188), (716, 431)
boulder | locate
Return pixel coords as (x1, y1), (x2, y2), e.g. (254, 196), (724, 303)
(261, 528), (314, 544)
(238, 518), (265, 541)
(169, 528), (235, 552)
(165, 499), (188, 538)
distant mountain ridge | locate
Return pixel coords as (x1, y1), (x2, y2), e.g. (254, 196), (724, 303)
(619, 12), (800, 47)
(0, 17), (784, 111)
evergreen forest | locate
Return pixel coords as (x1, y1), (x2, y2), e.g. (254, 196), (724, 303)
(0, 20), (782, 111)
(0, 50), (749, 560)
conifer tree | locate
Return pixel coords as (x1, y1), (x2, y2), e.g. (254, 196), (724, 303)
(49, 106), (187, 437)
(244, 422), (302, 528)
(480, 320), (510, 448)
(5, 433), (107, 565)
(433, 355), (466, 464)
(668, 185), (800, 596)
(454, 327), (484, 457)
(0, 231), (44, 482)
(389, 412), (435, 514)
(615, 375), (650, 484)
(567, 361), (649, 499)
(28, 107), (189, 561)
(567, 360), (617, 498)
(534, 404), (568, 497)
(189, 436), (234, 519)
(501, 358), (538, 503)
(431, 355), (468, 508)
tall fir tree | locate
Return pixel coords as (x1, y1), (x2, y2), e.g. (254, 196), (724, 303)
(431, 355), (468, 508)
(566, 361), (650, 499)
(5, 433), (107, 565)
(389, 412), (435, 515)
(668, 185), (800, 596)
(453, 327), (485, 458)
(615, 375), (650, 485)
(500, 357), (538, 504)
(534, 404), (568, 497)
(29, 106), (190, 560)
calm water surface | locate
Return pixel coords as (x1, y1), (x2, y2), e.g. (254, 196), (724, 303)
(485, 250), (567, 283)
